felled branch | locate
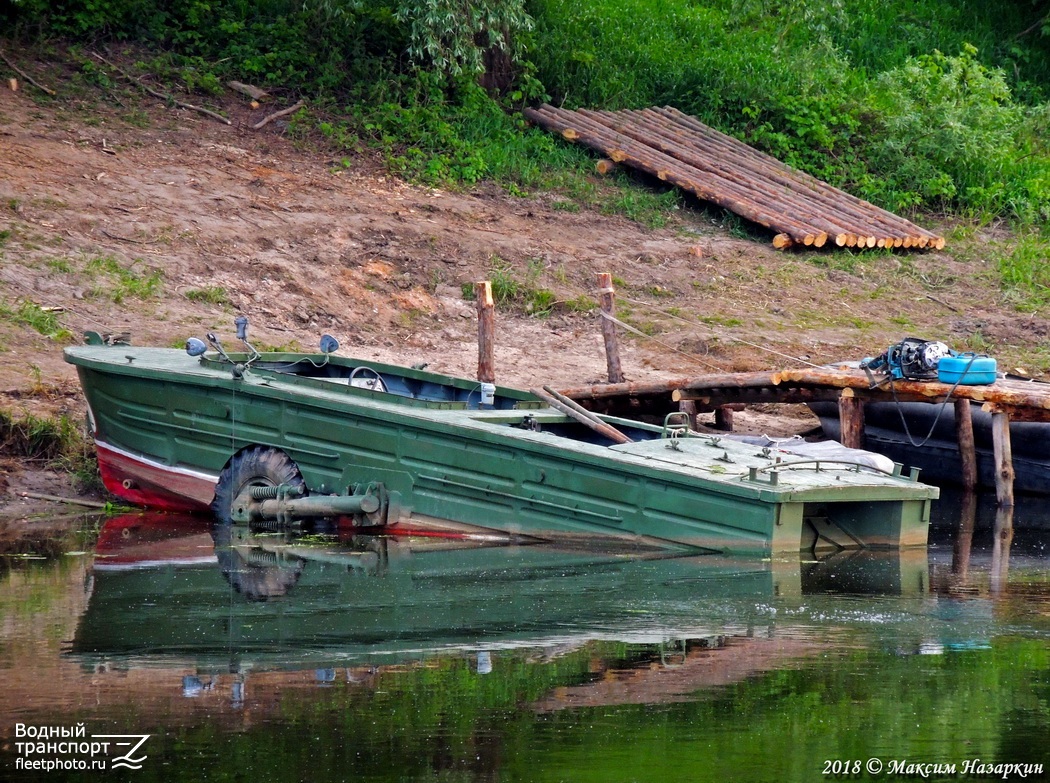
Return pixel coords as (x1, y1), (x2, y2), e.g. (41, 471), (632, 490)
(90, 51), (231, 126)
(0, 49), (56, 96)
(252, 100), (306, 130)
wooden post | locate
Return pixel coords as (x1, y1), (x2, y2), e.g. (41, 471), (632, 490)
(954, 398), (977, 491)
(837, 389), (864, 449)
(475, 281), (495, 384)
(678, 399), (699, 431)
(714, 405), (734, 432)
(989, 407), (1015, 508)
(597, 272), (624, 384)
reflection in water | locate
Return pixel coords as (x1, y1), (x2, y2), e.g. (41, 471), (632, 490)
(944, 494), (1021, 595)
(0, 509), (1047, 782)
(991, 505), (1015, 594)
(78, 514), (929, 672)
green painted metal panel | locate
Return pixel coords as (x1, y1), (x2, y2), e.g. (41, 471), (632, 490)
(66, 345), (939, 554)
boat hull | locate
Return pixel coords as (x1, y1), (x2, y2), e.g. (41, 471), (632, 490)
(96, 440), (216, 512)
(66, 347), (937, 554)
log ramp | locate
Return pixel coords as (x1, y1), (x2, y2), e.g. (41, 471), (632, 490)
(560, 367), (1050, 508)
(524, 104), (945, 251)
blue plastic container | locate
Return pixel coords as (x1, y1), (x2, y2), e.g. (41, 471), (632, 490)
(938, 354), (997, 385)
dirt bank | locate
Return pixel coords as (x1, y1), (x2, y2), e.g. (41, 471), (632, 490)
(1, 52), (1046, 510)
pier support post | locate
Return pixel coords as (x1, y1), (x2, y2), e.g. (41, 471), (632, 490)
(475, 281), (495, 384)
(597, 272), (624, 384)
(715, 405), (734, 431)
(838, 389), (865, 449)
(954, 399), (978, 491)
(988, 406), (1015, 508)
(678, 399), (699, 431)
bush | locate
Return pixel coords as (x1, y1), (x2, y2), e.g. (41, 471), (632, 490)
(864, 45), (1050, 219)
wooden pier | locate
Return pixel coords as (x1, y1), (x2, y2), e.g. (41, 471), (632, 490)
(561, 366), (1050, 506)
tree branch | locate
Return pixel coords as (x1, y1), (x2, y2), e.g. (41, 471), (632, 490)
(90, 52), (231, 126)
(252, 100), (306, 130)
(0, 49), (56, 96)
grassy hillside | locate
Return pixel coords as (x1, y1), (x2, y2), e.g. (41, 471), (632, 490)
(3, 1), (1050, 309)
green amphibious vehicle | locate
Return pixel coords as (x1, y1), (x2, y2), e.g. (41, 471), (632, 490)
(64, 323), (938, 555)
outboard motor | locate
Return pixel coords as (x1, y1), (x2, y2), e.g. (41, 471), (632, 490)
(862, 338), (952, 381)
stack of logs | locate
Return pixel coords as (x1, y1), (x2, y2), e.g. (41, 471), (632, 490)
(524, 104), (945, 251)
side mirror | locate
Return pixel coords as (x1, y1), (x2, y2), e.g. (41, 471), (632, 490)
(320, 334), (339, 354)
(186, 337), (208, 357)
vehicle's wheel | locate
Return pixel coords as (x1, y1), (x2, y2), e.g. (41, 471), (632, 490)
(210, 446), (306, 524)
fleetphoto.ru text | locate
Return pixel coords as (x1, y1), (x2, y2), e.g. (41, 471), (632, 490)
(13, 723), (150, 772)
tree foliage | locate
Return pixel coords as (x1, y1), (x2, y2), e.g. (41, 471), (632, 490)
(395, 0), (533, 76)
(3, 0), (1050, 221)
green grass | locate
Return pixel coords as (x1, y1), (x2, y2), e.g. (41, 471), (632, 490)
(0, 408), (103, 492)
(999, 232), (1050, 312)
(185, 286), (230, 306)
(0, 409), (80, 462)
(464, 256), (567, 316)
(85, 255), (163, 303)
(0, 299), (74, 341)
(529, 0), (1050, 220)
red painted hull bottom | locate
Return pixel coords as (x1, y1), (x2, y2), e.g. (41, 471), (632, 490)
(94, 442), (519, 538)
(96, 441), (217, 514)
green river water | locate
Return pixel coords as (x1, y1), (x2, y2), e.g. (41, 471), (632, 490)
(1, 496), (1047, 782)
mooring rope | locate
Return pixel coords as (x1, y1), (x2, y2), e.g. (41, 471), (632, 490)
(598, 311), (725, 372)
(615, 294), (825, 370)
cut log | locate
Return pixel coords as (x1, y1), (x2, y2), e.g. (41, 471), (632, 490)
(228, 80), (269, 101)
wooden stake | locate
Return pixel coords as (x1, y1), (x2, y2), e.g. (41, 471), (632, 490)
(475, 281), (495, 383)
(838, 389), (865, 449)
(597, 272), (624, 384)
(954, 398), (977, 491)
(990, 408), (1015, 507)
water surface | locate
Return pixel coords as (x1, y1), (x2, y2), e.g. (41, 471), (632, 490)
(1, 499), (1047, 782)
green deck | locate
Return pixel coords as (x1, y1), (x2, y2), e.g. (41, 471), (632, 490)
(65, 345), (938, 554)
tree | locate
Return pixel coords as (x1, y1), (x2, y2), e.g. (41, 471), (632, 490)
(310, 0), (533, 77)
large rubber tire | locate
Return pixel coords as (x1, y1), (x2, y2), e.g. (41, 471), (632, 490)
(210, 445), (306, 524)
